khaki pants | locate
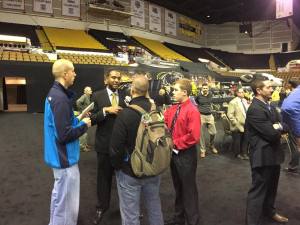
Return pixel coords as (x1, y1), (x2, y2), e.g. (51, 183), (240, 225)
(199, 114), (217, 153)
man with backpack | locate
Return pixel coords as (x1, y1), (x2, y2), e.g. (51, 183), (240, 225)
(164, 78), (201, 225)
(110, 75), (164, 225)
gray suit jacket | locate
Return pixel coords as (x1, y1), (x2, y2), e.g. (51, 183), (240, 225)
(76, 94), (91, 112)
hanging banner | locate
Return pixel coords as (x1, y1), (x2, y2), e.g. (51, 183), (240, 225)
(165, 9), (176, 36)
(276, 0), (293, 19)
(179, 16), (201, 38)
(131, 0), (145, 28)
(33, 0), (53, 14)
(149, 3), (161, 32)
(62, 0), (80, 17)
(2, 0), (24, 10)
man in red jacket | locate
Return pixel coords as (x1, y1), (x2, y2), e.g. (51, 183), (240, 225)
(164, 78), (201, 225)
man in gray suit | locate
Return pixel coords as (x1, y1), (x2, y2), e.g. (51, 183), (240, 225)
(227, 88), (249, 160)
(76, 86), (92, 112)
(76, 86), (93, 151)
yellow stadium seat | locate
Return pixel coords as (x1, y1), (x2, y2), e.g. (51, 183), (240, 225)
(43, 27), (107, 50)
(133, 36), (190, 62)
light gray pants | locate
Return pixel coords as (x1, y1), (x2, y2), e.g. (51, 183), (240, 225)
(199, 114), (217, 153)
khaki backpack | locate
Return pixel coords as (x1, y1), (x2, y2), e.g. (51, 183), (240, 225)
(128, 104), (173, 177)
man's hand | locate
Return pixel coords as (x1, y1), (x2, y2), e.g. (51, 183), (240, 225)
(273, 123), (281, 130)
(82, 117), (91, 127)
(104, 106), (123, 115)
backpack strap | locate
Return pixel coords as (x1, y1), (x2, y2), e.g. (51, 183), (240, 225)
(129, 103), (157, 114)
(128, 104), (147, 115)
(150, 103), (156, 111)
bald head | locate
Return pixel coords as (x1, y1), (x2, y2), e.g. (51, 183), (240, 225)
(84, 86), (92, 95)
(131, 75), (149, 97)
(52, 59), (74, 79)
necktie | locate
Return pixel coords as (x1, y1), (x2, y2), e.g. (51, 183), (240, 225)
(170, 104), (181, 135)
(111, 93), (118, 107)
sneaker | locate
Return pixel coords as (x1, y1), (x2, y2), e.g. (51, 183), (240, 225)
(211, 147), (218, 154)
(200, 152), (206, 158)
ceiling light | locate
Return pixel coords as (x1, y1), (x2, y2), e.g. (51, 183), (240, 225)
(206, 15), (210, 18)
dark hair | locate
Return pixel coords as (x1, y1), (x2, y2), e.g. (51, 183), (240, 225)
(288, 80), (299, 89)
(251, 79), (266, 96)
(202, 83), (208, 87)
(104, 69), (120, 79)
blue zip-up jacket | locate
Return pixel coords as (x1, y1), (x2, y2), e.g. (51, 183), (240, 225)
(44, 81), (88, 168)
(281, 86), (300, 138)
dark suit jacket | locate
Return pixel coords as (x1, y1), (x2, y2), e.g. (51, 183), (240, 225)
(90, 88), (126, 154)
(245, 98), (285, 168)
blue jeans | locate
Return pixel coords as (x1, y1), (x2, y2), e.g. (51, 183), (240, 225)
(116, 170), (163, 225)
(49, 164), (80, 225)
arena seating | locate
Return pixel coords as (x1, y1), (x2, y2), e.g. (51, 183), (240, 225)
(179, 61), (220, 77)
(207, 49), (270, 70)
(35, 29), (54, 52)
(0, 51), (51, 62)
(0, 22), (40, 47)
(133, 36), (191, 62)
(43, 27), (107, 51)
(88, 29), (141, 51)
(164, 42), (226, 66)
(58, 52), (123, 65)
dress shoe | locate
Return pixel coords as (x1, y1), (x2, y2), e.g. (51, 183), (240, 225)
(284, 167), (299, 174)
(271, 213), (288, 223)
(93, 210), (105, 225)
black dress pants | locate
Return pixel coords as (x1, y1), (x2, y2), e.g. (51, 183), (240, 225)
(246, 165), (280, 225)
(96, 153), (114, 211)
(170, 146), (200, 225)
(232, 131), (248, 157)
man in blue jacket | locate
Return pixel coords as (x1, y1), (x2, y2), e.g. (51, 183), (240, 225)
(281, 84), (300, 155)
(44, 59), (91, 225)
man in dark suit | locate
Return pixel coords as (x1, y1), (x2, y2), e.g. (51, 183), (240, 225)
(90, 70), (126, 225)
(245, 79), (288, 225)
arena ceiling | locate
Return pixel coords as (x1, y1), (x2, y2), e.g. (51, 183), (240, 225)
(148, 0), (300, 26)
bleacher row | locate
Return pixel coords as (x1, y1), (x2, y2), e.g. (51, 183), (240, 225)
(0, 51), (50, 62)
(58, 53), (124, 65)
(0, 22), (299, 80)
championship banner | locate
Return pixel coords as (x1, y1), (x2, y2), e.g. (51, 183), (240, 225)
(165, 9), (176, 36)
(62, 0), (80, 17)
(131, 0), (145, 28)
(179, 16), (201, 38)
(2, 0), (24, 10)
(149, 3), (161, 32)
(276, 0), (293, 19)
(33, 0), (53, 14)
